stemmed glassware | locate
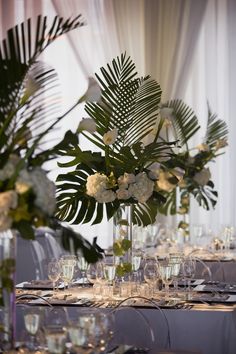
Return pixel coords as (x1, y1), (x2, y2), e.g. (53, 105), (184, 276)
(182, 257), (196, 298)
(158, 263), (173, 299)
(169, 253), (183, 294)
(60, 255), (77, 290)
(48, 259), (61, 293)
(78, 255), (88, 287)
(104, 260), (116, 299)
(23, 307), (42, 350)
(143, 257), (159, 297)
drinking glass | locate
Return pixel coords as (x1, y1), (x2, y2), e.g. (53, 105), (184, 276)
(104, 262), (116, 286)
(182, 257), (196, 297)
(60, 255), (77, 289)
(78, 255), (88, 287)
(132, 250), (142, 283)
(143, 258), (159, 297)
(86, 263), (98, 285)
(23, 308), (41, 350)
(48, 259), (61, 293)
(159, 264), (173, 299)
(45, 326), (67, 354)
(169, 253), (183, 293)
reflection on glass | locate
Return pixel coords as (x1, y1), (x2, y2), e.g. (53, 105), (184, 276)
(45, 327), (67, 354)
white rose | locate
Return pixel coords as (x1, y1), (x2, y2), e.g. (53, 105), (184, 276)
(103, 128), (118, 145)
(128, 172), (154, 203)
(196, 143), (209, 152)
(193, 167), (211, 186)
(117, 176), (128, 190)
(123, 173), (136, 184)
(156, 171), (177, 192)
(83, 77), (101, 102)
(0, 191), (18, 212)
(77, 118), (97, 134)
(116, 188), (131, 200)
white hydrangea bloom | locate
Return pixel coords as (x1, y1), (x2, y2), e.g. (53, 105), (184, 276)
(30, 168), (56, 215)
(193, 167), (211, 186)
(128, 172), (154, 203)
(86, 173), (116, 203)
(95, 189), (116, 203)
(117, 176), (128, 190)
(17, 168), (56, 215)
(0, 154), (20, 181)
(86, 173), (108, 197)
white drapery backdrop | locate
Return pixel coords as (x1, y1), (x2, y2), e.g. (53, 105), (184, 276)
(1, 0), (235, 247)
(184, 0), (235, 237)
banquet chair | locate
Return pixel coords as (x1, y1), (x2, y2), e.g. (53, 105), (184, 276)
(110, 296), (170, 351)
(187, 249), (225, 282)
(35, 227), (64, 260)
(16, 236), (47, 283)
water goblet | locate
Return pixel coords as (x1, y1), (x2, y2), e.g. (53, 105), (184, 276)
(182, 257), (196, 298)
(78, 255), (88, 287)
(158, 263), (173, 299)
(104, 261), (116, 299)
(23, 307), (41, 350)
(60, 255), (76, 290)
(48, 259), (61, 294)
(143, 258), (159, 297)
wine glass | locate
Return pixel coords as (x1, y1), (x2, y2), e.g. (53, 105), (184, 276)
(48, 259), (61, 293)
(143, 258), (159, 297)
(60, 255), (77, 290)
(104, 262), (116, 286)
(78, 255), (88, 287)
(169, 253), (183, 293)
(23, 307), (41, 350)
(158, 263), (173, 299)
(86, 263), (98, 285)
(182, 257), (196, 297)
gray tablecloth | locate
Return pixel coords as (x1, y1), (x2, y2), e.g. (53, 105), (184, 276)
(16, 305), (236, 354)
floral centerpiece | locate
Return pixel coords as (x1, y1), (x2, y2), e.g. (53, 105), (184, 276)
(55, 54), (205, 273)
(0, 15), (103, 348)
(156, 103), (228, 238)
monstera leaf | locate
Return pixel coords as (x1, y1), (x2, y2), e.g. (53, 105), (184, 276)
(56, 54), (179, 227)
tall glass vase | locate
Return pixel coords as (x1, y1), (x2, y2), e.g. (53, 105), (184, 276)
(177, 189), (190, 244)
(0, 229), (16, 350)
(113, 204), (133, 277)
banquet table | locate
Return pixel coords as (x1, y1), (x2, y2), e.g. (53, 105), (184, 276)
(15, 286), (236, 354)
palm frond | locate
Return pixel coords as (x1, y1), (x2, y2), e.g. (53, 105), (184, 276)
(163, 99), (200, 148)
(205, 103), (228, 148)
(85, 54), (161, 152)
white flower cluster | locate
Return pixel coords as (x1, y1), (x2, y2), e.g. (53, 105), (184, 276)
(0, 154), (20, 181)
(16, 167), (56, 215)
(86, 173), (116, 203)
(0, 191), (18, 231)
(193, 167), (211, 186)
(127, 172), (154, 203)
